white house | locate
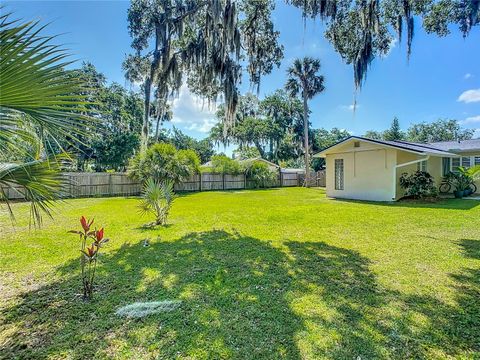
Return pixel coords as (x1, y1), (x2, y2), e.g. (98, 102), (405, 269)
(313, 136), (480, 202)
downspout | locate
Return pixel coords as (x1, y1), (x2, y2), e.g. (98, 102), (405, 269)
(392, 155), (430, 201)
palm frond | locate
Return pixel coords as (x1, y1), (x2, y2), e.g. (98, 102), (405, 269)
(285, 57), (325, 99)
(0, 12), (93, 154)
(0, 11), (94, 226)
(0, 156), (67, 226)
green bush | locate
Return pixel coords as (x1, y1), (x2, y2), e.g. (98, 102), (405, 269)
(210, 155), (242, 175)
(245, 160), (278, 188)
(399, 171), (438, 199)
(128, 142), (200, 183)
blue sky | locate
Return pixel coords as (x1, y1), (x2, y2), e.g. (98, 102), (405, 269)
(5, 1), (480, 143)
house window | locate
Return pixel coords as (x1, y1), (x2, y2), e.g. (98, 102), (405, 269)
(442, 158), (451, 176)
(462, 156), (471, 168)
(334, 159), (344, 190)
(452, 157), (460, 171)
(474, 156), (480, 166)
(417, 160), (427, 172)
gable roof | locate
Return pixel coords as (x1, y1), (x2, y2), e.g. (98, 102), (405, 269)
(238, 157), (280, 168)
(313, 136), (458, 158)
(428, 139), (480, 152)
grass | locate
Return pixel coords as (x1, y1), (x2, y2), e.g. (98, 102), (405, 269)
(0, 187), (479, 359)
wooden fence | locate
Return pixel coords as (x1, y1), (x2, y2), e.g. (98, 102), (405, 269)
(2, 170), (325, 200)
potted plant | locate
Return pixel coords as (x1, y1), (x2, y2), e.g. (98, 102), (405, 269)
(457, 166), (480, 197)
(453, 185), (465, 199)
(447, 172), (465, 198)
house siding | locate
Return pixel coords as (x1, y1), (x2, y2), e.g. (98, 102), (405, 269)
(321, 138), (479, 201)
(325, 141), (397, 201)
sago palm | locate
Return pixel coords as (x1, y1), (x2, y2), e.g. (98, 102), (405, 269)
(285, 57), (325, 186)
(0, 11), (91, 225)
(138, 178), (175, 226)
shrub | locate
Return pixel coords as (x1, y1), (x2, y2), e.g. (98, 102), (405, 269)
(457, 165), (480, 191)
(245, 160), (278, 188)
(210, 155), (242, 175)
(128, 142), (200, 183)
(399, 171), (438, 199)
(69, 217), (109, 300)
(138, 178), (175, 226)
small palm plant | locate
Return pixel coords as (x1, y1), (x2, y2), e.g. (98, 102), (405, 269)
(138, 178), (175, 226)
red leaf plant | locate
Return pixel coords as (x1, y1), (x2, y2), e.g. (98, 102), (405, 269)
(69, 217), (109, 300)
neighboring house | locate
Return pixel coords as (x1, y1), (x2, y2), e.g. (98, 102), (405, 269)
(239, 157), (280, 172)
(313, 136), (480, 202)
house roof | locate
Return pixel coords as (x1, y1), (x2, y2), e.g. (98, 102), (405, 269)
(239, 157), (280, 168)
(280, 168), (305, 173)
(313, 136), (458, 158)
(428, 139), (480, 153)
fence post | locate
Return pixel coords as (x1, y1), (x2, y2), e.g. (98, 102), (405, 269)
(108, 173), (113, 196)
(222, 173), (225, 190)
(199, 173), (202, 191)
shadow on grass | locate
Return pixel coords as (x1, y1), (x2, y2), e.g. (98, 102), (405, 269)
(1, 232), (479, 359)
(331, 197), (479, 210)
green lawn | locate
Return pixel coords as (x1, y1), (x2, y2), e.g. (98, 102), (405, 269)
(1, 188), (479, 359)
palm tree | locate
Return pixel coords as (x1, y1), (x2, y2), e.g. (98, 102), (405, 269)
(0, 11), (90, 225)
(285, 57), (325, 186)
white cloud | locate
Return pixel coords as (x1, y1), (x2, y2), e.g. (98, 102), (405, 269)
(464, 73), (472, 79)
(341, 104), (360, 111)
(473, 128), (480, 139)
(460, 115), (480, 125)
(458, 89), (480, 103)
(171, 86), (218, 133)
(382, 38), (398, 57)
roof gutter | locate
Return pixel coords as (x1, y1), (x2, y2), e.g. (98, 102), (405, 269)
(392, 155), (430, 201)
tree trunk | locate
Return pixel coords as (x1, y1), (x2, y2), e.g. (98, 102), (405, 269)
(142, 77), (152, 151)
(303, 94), (310, 187)
(142, 24), (163, 151)
(254, 141), (266, 159)
(154, 107), (163, 142)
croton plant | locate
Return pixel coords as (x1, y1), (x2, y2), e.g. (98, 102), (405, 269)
(69, 216), (109, 300)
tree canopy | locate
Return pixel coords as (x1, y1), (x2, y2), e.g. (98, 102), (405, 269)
(124, 0), (283, 147)
(61, 63), (144, 172)
(363, 118), (474, 143)
(123, 0), (479, 147)
(210, 91), (305, 163)
(289, 0), (479, 90)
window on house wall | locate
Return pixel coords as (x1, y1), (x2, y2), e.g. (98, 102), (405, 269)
(417, 160), (427, 172)
(442, 158), (451, 176)
(334, 159), (344, 190)
(462, 156), (472, 168)
(475, 156), (480, 166)
(452, 157), (460, 171)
